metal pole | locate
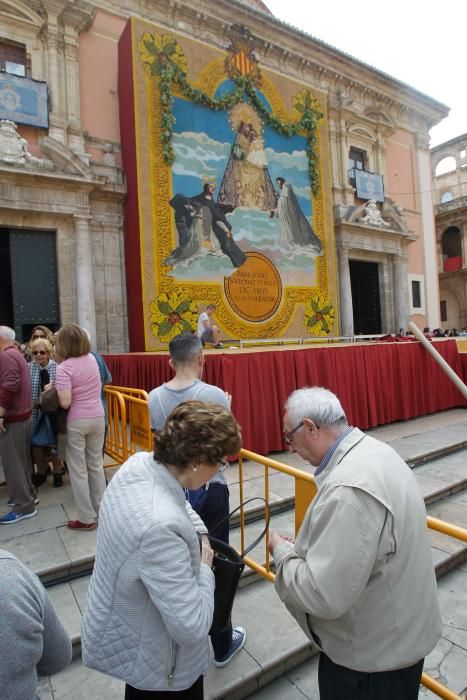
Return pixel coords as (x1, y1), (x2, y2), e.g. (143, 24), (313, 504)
(408, 322), (467, 400)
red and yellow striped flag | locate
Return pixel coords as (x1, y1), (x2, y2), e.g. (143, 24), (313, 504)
(233, 50), (252, 76)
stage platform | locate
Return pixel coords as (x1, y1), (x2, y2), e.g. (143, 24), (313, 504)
(103, 339), (467, 454)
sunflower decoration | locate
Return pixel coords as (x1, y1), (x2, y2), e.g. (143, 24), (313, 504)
(150, 290), (198, 342)
(305, 294), (335, 336)
(138, 32), (188, 78)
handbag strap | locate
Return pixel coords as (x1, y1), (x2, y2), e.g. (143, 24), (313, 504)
(210, 497), (270, 559)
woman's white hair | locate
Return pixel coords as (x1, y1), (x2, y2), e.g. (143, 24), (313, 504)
(285, 387), (348, 429)
(0, 326), (15, 341)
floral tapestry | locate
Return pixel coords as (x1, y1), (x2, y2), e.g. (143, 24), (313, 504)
(119, 18), (338, 350)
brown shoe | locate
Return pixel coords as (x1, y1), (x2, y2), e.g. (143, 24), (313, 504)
(67, 520), (96, 531)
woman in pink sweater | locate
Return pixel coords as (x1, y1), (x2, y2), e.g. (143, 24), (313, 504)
(55, 324), (106, 531)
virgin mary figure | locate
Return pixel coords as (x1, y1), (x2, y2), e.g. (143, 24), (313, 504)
(217, 102), (277, 213)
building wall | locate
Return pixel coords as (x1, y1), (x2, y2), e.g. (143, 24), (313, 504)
(432, 134), (467, 332)
(79, 10), (126, 142)
(0, 0), (449, 348)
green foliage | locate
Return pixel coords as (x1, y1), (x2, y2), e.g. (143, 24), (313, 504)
(154, 55), (322, 194)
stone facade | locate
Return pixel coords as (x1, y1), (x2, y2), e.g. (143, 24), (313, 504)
(0, 0), (449, 349)
(432, 134), (467, 331)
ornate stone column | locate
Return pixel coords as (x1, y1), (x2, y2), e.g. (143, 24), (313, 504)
(42, 1), (67, 144)
(47, 34), (61, 116)
(339, 118), (350, 201)
(74, 215), (97, 342)
(337, 245), (354, 336)
(61, 6), (94, 157)
(393, 253), (409, 332)
(375, 132), (385, 178)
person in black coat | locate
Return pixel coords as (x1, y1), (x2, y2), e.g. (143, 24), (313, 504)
(192, 184), (246, 268)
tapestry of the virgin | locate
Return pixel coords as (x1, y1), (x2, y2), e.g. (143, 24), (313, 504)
(118, 17), (338, 351)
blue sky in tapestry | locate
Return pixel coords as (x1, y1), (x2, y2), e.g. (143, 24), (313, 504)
(168, 84), (319, 285)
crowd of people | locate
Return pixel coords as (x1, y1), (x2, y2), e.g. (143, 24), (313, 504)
(0, 323), (443, 699)
(0, 323), (111, 527)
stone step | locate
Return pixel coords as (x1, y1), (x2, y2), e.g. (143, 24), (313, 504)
(1, 446), (466, 590)
(40, 575), (315, 700)
(246, 563), (467, 700)
(42, 488), (467, 659)
(40, 529), (467, 700)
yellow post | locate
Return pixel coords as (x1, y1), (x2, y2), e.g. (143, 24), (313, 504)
(295, 477), (318, 536)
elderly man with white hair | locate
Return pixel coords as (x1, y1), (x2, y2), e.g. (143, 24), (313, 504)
(269, 386), (441, 700)
(0, 326), (37, 523)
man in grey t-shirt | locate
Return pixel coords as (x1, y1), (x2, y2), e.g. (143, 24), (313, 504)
(148, 332), (245, 668)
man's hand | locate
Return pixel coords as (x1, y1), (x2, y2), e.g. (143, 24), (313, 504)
(0, 416), (6, 433)
(225, 392), (232, 407)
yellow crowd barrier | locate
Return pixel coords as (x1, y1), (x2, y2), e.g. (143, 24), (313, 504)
(104, 385), (467, 700)
(104, 387), (152, 464)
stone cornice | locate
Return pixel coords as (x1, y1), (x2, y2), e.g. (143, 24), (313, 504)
(334, 219), (417, 245)
(88, 0), (447, 135)
(0, 162), (105, 188)
(0, 0), (44, 34)
(435, 196), (467, 219)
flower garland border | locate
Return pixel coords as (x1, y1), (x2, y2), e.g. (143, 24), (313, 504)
(142, 35), (323, 195)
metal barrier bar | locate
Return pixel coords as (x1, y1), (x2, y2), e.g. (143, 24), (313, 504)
(125, 395), (152, 453)
(427, 516), (467, 542)
(108, 385), (149, 400)
(238, 449), (317, 577)
(420, 674), (463, 700)
(104, 389), (128, 465)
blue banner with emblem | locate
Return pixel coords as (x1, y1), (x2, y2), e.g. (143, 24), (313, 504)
(0, 74), (48, 128)
(355, 170), (384, 202)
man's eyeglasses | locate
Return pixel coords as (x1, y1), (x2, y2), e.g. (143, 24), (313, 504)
(33, 350), (47, 355)
(283, 421), (304, 445)
(283, 420), (320, 445)
(218, 461), (229, 472)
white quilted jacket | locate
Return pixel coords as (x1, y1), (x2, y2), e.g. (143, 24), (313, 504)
(81, 452), (214, 691)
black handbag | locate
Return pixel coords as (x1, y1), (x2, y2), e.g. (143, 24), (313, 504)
(207, 497), (270, 635)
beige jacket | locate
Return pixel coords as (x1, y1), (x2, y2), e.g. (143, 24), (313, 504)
(274, 428), (441, 672)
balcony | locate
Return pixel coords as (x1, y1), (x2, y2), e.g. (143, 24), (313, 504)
(443, 256), (463, 272)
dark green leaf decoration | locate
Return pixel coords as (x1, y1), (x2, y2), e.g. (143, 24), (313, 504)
(157, 320), (172, 335)
(142, 34), (323, 195)
(158, 300), (172, 314)
(176, 299), (192, 314)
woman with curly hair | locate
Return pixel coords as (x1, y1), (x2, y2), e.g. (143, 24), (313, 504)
(82, 400), (242, 699)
